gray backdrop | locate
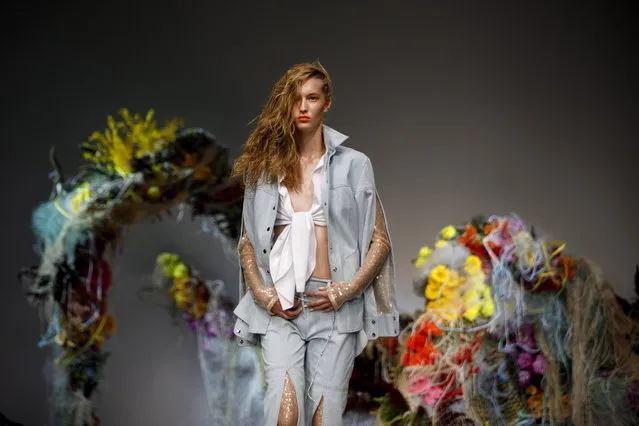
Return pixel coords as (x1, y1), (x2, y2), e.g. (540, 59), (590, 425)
(1, 1), (637, 425)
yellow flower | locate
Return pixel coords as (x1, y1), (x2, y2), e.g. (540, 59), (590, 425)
(172, 276), (189, 291)
(482, 286), (492, 299)
(440, 225), (457, 240)
(158, 253), (181, 276)
(147, 186), (161, 200)
(481, 300), (495, 317)
(473, 281), (488, 295)
(426, 299), (447, 311)
(418, 246), (432, 258)
(415, 246), (432, 268)
(464, 289), (479, 304)
(81, 109), (183, 177)
(172, 263), (189, 278)
(429, 265), (449, 283)
(464, 255), (483, 275)
(442, 285), (459, 299)
(173, 288), (193, 308)
(425, 283), (441, 300)
(434, 240), (448, 248)
(463, 303), (482, 322)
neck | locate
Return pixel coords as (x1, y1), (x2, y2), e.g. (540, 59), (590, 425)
(296, 124), (325, 157)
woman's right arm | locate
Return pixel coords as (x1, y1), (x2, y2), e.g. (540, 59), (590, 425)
(239, 229), (279, 313)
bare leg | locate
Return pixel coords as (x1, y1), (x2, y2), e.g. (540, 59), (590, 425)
(311, 396), (324, 426)
(278, 373), (299, 426)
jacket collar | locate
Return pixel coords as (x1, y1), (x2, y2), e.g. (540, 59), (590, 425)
(323, 124), (348, 156)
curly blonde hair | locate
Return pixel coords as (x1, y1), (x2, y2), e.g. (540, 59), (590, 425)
(232, 61), (333, 191)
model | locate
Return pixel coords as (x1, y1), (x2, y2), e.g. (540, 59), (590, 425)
(232, 61), (399, 425)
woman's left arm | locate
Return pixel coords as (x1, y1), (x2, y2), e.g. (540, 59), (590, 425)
(325, 196), (390, 310)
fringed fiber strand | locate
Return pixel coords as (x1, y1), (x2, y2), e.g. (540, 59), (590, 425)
(45, 348), (96, 426)
(200, 216), (239, 265)
(534, 324), (565, 425)
(589, 375), (636, 426)
(32, 200), (92, 265)
(567, 259), (639, 426)
(536, 295), (571, 425)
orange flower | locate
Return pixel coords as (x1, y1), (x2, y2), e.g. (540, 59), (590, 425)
(457, 224), (478, 246)
(417, 319), (443, 337)
(527, 392), (544, 418)
(483, 221), (497, 235)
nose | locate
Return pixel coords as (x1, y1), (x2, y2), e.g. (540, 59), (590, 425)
(299, 99), (308, 113)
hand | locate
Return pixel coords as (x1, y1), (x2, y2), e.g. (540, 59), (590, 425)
(270, 298), (303, 320)
(304, 285), (335, 312)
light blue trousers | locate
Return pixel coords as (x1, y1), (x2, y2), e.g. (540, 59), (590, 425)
(260, 278), (357, 426)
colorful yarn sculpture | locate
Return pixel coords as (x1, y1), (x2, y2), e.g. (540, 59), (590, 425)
(374, 215), (639, 425)
(18, 110), (244, 426)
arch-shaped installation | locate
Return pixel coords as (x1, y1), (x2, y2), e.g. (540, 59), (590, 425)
(18, 110), (246, 425)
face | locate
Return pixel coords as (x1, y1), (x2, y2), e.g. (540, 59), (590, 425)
(292, 77), (331, 132)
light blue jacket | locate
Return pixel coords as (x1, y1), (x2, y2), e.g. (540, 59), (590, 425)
(233, 125), (399, 354)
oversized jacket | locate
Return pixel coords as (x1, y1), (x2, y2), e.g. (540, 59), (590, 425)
(232, 125), (399, 354)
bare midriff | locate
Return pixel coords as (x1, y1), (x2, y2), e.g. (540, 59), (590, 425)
(274, 224), (332, 280)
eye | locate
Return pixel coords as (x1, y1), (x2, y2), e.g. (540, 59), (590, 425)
(308, 96), (319, 101)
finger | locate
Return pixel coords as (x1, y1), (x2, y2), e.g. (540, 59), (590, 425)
(287, 305), (303, 316)
(287, 311), (302, 320)
(322, 306), (334, 312)
(305, 299), (329, 309)
(309, 301), (332, 311)
(275, 311), (289, 320)
(304, 291), (329, 300)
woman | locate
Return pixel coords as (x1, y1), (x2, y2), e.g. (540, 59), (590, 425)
(232, 61), (398, 426)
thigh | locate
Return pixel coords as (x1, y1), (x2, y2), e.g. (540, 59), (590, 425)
(304, 312), (357, 425)
(261, 316), (308, 425)
(261, 315), (306, 381)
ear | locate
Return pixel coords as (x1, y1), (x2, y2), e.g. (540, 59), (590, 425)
(324, 99), (332, 112)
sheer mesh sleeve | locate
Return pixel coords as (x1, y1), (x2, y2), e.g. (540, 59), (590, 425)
(239, 229), (278, 313)
(327, 196), (391, 310)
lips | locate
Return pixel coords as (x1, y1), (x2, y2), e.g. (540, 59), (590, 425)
(297, 116), (310, 121)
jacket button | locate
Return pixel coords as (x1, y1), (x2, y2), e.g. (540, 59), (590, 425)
(272, 206), (275, 210)
(239, 339), (244, 344)
(267, 227), (270, 231)
(372, 319), (376, 324)
(263, 249), (267, 253)
(371, 333), (376, 338)
(267, 269), (270, 274)
(333, 267), (337, 272)
(236, 329), (241, 334)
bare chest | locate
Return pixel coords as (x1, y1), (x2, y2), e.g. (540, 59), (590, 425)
(288, 161), (319, 212)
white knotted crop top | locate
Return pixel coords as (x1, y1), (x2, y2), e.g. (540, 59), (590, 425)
(269, 154), (327, 310)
